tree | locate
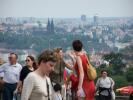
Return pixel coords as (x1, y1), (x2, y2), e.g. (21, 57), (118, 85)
(103, 52), (126, 75)
(126, 67), (133, 85)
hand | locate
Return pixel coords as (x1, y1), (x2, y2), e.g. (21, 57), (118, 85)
(13, 89), (18, 95)
(77, 88), (82, 97)
(0, 79), (4, 85)
(111, 87), (114, 91)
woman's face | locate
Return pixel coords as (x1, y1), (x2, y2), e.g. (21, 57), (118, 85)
(42, 61), (56, 75)
(101, 71), (107, 78)
(25, 57), (33, 67)
(58, 50), (63, 58)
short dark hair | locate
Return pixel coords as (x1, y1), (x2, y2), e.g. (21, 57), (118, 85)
(72, 40), (83, 52)
(10, 53), (18, 59)
(38, 50), (57, 65)
(54, 83), (62, 92)
(101, 70), (108, 74)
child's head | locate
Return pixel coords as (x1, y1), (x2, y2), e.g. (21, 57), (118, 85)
(54, 83), (62, 92)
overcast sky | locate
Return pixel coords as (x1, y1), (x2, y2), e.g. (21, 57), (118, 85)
(0, 0), (133, 18)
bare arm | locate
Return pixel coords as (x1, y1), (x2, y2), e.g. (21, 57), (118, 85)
(14, 81), (22, 93)
(110, 77), (115, 89)
(95, 78), (100, 91)
(76, 56), (84, 89)
(64, 61), (74, 71)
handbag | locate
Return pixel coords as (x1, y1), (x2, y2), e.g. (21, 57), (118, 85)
(86, 55), (97, 80)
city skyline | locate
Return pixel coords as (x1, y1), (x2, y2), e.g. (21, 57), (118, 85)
(0, 0), (133, 18)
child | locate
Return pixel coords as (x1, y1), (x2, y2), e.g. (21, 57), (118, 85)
(53, 83), (62, 100)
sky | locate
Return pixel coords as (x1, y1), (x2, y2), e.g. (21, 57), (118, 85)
(0, 0), (133, 18)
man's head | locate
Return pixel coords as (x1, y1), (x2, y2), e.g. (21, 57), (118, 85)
(8, 53), (18, 64)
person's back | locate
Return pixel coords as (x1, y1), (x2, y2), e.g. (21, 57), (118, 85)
(74, 53), (95, 100)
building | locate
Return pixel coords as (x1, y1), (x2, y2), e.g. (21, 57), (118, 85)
(81, 15), (87, 22)
(47, 19), (54, 34)
(94, 14), (99, 26)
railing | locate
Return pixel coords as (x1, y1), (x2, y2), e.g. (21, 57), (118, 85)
(115, 96), (129, 100)
(95, 96), (129, 100)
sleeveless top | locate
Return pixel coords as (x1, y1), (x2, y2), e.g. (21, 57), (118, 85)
(74, 54), (95, 100)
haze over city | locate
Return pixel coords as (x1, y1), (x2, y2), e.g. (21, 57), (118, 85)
(0, 0), (133, 18)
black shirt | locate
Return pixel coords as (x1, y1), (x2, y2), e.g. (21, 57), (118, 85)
(20, 66), (33, 82)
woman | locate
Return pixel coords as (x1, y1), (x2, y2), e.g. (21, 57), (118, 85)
(50, 48), (66, 100)
(21, 50), (57, 100)
(49, 48), (64, 84)
(14, 55), (37, 94)
(96, 70), (115, 100)
(64, 40), (95, 100)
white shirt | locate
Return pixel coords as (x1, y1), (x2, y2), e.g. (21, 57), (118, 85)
(96, 77), (114, 96)
(0, 62), (22, 83)
(0, 72), (4, 78)
(52, 92), (62, 100)
(21, 72), (53, 100)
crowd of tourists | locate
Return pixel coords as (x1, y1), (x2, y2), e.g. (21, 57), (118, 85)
(0, 40), (116, 100)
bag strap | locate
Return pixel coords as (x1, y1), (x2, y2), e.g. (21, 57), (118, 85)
(46, 79), (50, 100)
(84, 54), (91, 66)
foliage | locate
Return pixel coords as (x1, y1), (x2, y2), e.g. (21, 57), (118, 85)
(102, 52), (126, 75)
(96, 52), (132, 95)
(0, 32), (111, 53)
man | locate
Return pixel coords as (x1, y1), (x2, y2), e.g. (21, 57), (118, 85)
(0, 58), (4, 100)
(0, 53), (22, 100)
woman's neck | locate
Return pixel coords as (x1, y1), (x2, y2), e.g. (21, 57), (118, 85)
(102, 76), (107, 79)
(74, 51), (82, 56)
(36, 67), (46, 78)
(27, 65), (34, 71)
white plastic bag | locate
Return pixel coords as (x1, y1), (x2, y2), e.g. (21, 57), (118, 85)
(111, 90), (115, 100)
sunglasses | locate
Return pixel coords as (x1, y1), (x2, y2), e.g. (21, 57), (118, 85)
(25, 59), (30, 62)
(8, 57), (13, 59)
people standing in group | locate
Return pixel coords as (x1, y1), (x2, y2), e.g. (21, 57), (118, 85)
(0, 53), (22, 100)
(14, 55), (37, 94)
(95, 70), (115, 100)
(64, 40), (95, 100)
(21, 50), (58, 100)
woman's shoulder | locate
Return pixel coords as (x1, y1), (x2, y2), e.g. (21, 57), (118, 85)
(107, 77), (113, 81)
(26, 72), (37, 79)
(22, 66), (28, 70)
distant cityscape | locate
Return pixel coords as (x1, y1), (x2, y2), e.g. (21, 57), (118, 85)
(0, 15), (133, 66)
